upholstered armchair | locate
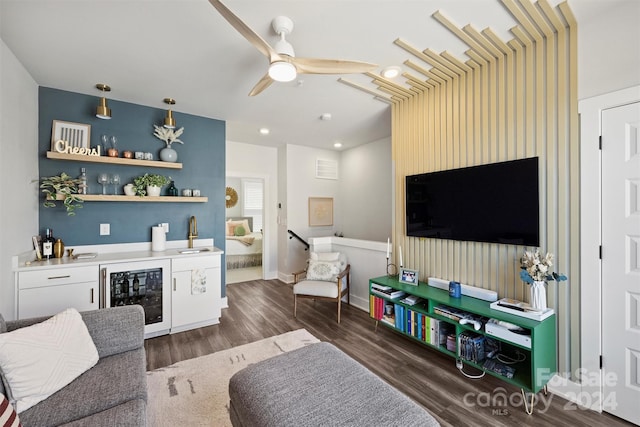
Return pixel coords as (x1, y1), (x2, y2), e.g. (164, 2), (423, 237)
(293, 252), (351, 323)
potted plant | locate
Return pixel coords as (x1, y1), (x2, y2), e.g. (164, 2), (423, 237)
(133, 173), (171, 196)
(520, 250), (567, 310)
(153, 125), (184, 163)
(39, 172), (84, 216)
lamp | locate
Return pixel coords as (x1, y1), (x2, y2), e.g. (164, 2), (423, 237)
(163, 98), (176, 129)
(95, 83), (112, 120)
(268, 61), (297, 82)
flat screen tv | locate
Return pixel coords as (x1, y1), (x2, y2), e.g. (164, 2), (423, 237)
(405, 157), (539, 246)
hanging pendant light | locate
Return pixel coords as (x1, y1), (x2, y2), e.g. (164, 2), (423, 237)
(163, 98), (176, 129)
(95, 83), (112, 120)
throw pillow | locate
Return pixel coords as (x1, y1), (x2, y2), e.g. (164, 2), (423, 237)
(234, 225), (246, 236)
(310, 252), (341, 262)
(0, 394), (20, 427)
(306, 260), (341, 282)
(0, 308), (99, 414)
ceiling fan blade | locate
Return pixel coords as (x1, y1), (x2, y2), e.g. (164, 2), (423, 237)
(292, 57), (377, 75)
(248, 73), (275, 96)
(208, 0), (279, 62)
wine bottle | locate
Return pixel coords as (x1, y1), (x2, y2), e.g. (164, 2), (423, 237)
(78, 167), (88, 195)
(42, 228), (54, 259)
(133, 273), (140, 295)
(121, 272), (129, 297)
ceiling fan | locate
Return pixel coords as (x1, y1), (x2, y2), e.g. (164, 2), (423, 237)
(209, 0), (377, 96)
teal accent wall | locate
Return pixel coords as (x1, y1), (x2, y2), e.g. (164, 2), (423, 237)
(38, 87), (227, 291)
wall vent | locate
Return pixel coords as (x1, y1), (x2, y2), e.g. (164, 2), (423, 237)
(316, 158), (338, 180)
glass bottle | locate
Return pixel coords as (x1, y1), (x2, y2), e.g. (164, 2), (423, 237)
(42, 228), (54, 259)
(78, 167), (88, 195)
(121, 272), (130, 297)
(167, 181), (178, 196)
(133, 273), (140, 295)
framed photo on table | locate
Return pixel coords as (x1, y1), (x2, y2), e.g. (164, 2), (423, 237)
(399, 268), (419, 286)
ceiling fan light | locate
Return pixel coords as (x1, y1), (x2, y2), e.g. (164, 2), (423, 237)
(268, 61), (297, 82)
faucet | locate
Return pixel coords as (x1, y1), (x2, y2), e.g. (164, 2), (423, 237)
(188, 216), (198, 248)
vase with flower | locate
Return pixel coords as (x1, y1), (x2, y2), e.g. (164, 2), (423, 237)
(520, 250), (567, 310)
(153, 125), (184, 162)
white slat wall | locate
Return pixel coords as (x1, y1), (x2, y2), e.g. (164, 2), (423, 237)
(383, 0), (578, 375)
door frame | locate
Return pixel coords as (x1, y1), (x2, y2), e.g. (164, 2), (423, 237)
(226, 171), (270, 280)
(577, 85), (640, 412)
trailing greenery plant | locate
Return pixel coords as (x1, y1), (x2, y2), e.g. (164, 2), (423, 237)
(39, 172), (84, 216)
(133, 173), (171, 196)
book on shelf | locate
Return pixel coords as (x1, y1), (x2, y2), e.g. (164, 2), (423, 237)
(399, 294), (423, 306)
(434, 305), (465, 322)
(371, 283), (392, 292)
(372, 288), (407, 299)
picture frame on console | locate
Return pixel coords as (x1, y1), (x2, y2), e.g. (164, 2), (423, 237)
(399, 268), (418, 286)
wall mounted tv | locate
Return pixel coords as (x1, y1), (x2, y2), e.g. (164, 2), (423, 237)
(405, 157), (539, 246)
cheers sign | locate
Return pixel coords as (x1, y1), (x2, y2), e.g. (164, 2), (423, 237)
(53, 139), (101, 156)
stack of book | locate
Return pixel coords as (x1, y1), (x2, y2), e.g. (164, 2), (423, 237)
(371, 283), (406, 300)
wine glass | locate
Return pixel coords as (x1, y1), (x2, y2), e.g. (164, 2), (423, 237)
(110, 135), (118, 150)
(111, 174), (121, 195)
(98, 173), (109, 195)
(100, 135), (109, 154)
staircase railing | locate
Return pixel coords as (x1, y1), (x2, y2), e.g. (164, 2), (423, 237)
(287, 229), (309, 250)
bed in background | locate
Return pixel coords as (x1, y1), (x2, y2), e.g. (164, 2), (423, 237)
(226, 217), (263, 270)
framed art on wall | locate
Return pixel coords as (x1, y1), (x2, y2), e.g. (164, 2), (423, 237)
(308, 197), (333, 226)
(51, 120), (91, 151)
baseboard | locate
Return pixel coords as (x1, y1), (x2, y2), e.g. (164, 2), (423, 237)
(221, 296), (228, 309)
(546, 374), (601, 412)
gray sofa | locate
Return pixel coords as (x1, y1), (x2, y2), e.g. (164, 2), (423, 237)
(0, 306), (147, 426)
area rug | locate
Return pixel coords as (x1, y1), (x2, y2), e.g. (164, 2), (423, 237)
(146, 329), (320, 426)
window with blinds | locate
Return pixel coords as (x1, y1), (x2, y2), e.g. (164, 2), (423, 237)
(242, 179), (263, 232)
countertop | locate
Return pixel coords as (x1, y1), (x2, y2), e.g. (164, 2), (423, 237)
(13, 239), (223, 272)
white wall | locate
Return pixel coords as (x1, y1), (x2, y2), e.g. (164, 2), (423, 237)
(339, 136), (392, 241)
(0, 39), (38, 320)
(577, 1), (640, 99)
(226, 140), (278, 279)
(284, 144), (341, 275)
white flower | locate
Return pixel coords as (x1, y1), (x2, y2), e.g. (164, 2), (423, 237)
(153, 125), (184, 147)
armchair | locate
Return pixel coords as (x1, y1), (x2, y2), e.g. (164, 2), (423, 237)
(293, 252), (351, 323)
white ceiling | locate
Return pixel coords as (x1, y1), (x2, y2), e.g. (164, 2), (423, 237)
(0, 0), (615, 151)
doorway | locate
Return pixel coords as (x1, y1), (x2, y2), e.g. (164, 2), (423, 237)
(225, 177), (264, 284)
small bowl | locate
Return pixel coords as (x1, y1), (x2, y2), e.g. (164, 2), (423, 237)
(123, 151), (133, 159)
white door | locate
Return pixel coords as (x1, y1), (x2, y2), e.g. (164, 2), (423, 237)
(601, 101), (640, 425)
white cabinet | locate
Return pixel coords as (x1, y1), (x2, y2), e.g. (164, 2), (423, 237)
(171, 254), (221, 333)
(17, 265), (98, 318)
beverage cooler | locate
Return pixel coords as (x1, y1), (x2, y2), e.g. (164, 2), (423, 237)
(100, 259), (171, 337)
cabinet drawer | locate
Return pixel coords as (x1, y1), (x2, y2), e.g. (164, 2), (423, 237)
(18, 265), (98, 289)
(172, 255), (221, 272)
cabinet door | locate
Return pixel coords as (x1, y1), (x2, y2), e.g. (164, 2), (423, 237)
(171, 267), (221, 330)
(19, 282), (99, 319)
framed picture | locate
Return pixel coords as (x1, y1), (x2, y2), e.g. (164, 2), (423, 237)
(51, 120), (91, 151)
(308, 197), (333, 226)
(399, 268), (419, 286)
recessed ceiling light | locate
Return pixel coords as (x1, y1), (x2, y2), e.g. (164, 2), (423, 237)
(333, 142), (342, 148)
(381, 66), (401, 79)
(259, 128), (270, 135)
(321, 113), (332, 121)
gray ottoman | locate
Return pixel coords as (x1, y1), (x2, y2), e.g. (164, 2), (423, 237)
(228, 342), (440, 427)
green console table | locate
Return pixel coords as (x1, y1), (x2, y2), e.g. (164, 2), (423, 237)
(369, 275), (557, 414)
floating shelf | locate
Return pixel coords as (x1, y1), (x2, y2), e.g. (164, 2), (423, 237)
(46, 151), (183, 169)
(55, 194), (207, 203)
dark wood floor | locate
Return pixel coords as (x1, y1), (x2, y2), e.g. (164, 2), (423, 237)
(145, 279), (632, 427)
